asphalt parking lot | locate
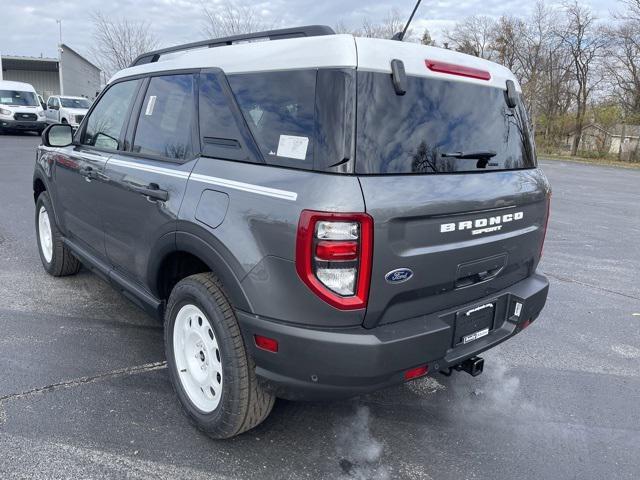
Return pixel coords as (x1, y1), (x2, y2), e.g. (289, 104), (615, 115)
(1, 132), (639, 480)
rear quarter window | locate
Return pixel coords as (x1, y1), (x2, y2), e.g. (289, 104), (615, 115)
(228, 70), (316, 169)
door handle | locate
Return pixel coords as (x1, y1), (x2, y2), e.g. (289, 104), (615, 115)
(131, 182), (169, 202)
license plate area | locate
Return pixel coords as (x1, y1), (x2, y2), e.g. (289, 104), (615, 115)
(453, 302), (496, 346)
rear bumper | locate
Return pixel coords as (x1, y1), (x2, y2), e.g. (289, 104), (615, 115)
(237, 273), (549, 400)
(0, 119), (46, 131)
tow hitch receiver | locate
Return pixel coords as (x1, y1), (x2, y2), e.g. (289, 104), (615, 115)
(456, 356), (484, 377)
(442, 357), (484, 377)
(439, 356), (485, 377)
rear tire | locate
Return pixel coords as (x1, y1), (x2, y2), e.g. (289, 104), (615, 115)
(35, 191), (81, 276)
(165, 272), (275, 439)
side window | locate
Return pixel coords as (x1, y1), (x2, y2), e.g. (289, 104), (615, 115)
(47, 97), (54, 108)
(227, 70), (316, 169)
(199, 73), (253, 162)
(83, 80), (139, 150)
(132, 74), (195, 161)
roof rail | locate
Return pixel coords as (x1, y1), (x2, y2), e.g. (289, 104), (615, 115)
(130, 25), (336, 67)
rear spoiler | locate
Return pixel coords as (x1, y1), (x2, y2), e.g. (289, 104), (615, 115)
(130, 25), (335, 67)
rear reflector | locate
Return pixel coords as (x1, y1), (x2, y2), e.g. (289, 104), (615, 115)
(315, 241), (358, 261)
(254, 335), (279, 353)
(404, 365), (429, 381)
(425, 60), (491, 81)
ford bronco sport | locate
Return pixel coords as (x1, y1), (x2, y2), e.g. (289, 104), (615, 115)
(33, 26), (551, 439)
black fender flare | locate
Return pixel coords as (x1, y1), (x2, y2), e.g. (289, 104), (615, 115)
(148, 224), (253, 313)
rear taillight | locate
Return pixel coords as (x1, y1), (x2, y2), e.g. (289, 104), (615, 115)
(296, 210), (373, 310)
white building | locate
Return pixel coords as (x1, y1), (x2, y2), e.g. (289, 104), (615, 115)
(0, 44), (101, 101)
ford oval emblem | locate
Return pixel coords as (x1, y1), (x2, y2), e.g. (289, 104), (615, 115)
(385, 268), (414, 284)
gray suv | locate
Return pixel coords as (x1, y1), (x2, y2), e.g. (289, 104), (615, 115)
(33, 26), (550, 438)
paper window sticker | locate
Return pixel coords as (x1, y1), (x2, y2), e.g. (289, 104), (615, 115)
(276, 135), (309, 160)
(145, 95), (157, 116)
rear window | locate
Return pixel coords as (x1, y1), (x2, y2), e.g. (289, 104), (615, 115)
(355, 72), (536, 174)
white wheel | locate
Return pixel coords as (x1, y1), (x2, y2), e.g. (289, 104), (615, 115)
(38, 205), (53, 263)
(172, 304), (223, 413)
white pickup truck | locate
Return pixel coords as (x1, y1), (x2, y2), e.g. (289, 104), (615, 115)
(45, 95), (92, 128)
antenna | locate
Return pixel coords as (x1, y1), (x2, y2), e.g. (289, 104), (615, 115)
(393, 0), (423, 41)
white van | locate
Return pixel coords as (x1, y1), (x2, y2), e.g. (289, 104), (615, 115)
(0, 80), (48, 134)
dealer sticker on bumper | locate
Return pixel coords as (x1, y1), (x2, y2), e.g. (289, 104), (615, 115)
(463, 328), (489, 344)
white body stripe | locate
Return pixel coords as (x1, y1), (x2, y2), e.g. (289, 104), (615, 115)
(190, 173), (297, 201)
(109, 158), (190, 179)
(107, 158), (297, 201)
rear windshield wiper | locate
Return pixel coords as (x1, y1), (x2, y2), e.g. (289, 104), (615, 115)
(441, 151), (497, 168)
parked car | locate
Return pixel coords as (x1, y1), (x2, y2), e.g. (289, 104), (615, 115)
(0, 80), (47, 134)
(45, 95), (91, 128)
(33, 26), (551, 439)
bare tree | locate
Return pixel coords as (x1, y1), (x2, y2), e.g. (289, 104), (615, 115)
(556, 1), (606, 156)
(335, 8), (415, 41)
(90, 11), (159, 79)
(492, 16), (526, 71)
(201, 0), (270, 38)
(443, 16), (497, 59)
(604, 0), (640, 118)
(515, 2), (573, 140)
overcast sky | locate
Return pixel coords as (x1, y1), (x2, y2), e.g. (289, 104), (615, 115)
(1, 0), (619, 64)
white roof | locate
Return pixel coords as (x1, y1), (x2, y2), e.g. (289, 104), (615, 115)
(110, 34), (520, 91)
(0, 80), (37, 92)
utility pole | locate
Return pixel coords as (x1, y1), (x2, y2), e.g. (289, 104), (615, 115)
(56, 19), (64, 95)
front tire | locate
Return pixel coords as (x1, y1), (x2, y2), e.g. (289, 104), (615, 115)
(35, 192), (81, 276)
(165, 273), (275, 439)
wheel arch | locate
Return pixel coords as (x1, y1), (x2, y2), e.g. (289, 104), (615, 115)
(149, 228), (253, 313)
(33, 176), (47, 203)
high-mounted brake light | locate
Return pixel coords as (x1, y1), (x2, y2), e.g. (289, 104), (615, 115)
(296, 210), (373, 310)
(425, 60), (491, 81)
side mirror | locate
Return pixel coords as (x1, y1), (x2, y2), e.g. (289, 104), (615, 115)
(43, 124), (74, 147)
(41, 102), (47, 110)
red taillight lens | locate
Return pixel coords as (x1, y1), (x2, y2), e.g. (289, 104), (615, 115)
(296, 210), (373, 310)
(254, 335), (279, 353)
(315, 241), (358, 261)
(404, 365), (429, 381)
(425, 60), (491, 81)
